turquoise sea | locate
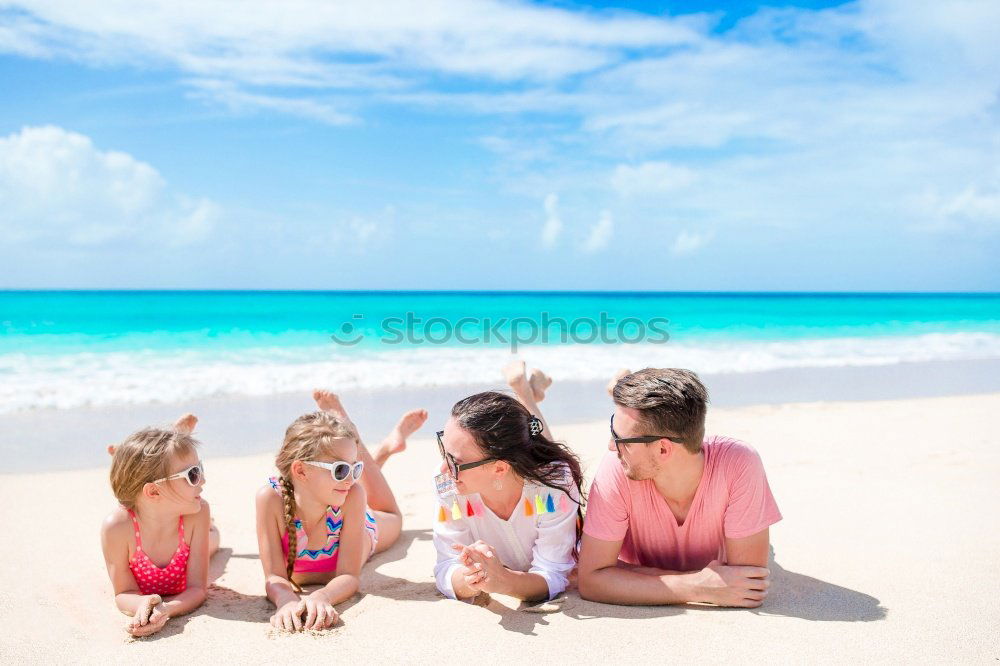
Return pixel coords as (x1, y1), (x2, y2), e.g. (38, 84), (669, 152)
(2, 291), (999, 413)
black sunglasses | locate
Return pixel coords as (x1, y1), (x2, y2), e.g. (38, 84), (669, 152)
(436, 430), (496, 478)
(610, 413), (684, 447)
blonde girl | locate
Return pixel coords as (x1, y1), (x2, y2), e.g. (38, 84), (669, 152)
(100, 414), (219, 637)
(255, 390), (425, 631)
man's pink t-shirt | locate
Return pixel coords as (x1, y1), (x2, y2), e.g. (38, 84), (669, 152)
(583, 435), (782, 572)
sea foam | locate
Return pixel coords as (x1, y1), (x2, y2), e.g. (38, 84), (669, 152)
(2, 332), (998, 413)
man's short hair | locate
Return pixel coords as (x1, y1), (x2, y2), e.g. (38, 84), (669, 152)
(612, 368), (708, 454)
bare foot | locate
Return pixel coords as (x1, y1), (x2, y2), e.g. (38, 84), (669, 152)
(502, 359), (530, 393)
(607, 368), (631, 397)
(313, 389), (350, 421)
(173, 413), (198, 434)
(374, 408), (428, 466)
(528, 368), (552, 403)
(209, 522), (221, 558)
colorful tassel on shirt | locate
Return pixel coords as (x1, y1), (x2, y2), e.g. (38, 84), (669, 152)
(523, 498), (534, 516)
(437, 505), (447, 522)
(559, 494), (571, 513)
(451, 500), (462, 520)
(546, 494), (556, 513)
(466, 500), (475, 517)
(535, 494), (546, 514)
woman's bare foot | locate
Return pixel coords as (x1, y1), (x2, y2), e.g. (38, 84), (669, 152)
(373, 408), (428, 467)
(607, 368), (631, 396)
(502, 359), (530, 393)
(528, 368), (552, 403)
(173, 413), (198, 434)
(313, 389), (350, 421)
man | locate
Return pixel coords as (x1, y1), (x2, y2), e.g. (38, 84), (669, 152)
(578, 368), (781, 607)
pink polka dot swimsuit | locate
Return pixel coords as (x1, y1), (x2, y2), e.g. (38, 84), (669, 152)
(126, 508), (190, 596)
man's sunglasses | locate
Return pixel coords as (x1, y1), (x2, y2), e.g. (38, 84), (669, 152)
(304, 459), (365, 482)
(436, 430), (496, 478)
(154, 460), (205, 487)
(610, 414), (684, 446)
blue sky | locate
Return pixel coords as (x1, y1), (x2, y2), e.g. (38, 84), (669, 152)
(0, 0), (998, 291)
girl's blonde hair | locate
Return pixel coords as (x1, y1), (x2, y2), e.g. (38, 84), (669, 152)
(110, 427), (199, 509)
(275, 411), (358, 589)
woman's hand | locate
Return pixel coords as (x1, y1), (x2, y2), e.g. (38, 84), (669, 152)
(270, 598), (306, 632)
(302, 590), (339, 630)
(127, 595), (169, 636)
(464, 542), (507, 593)
(452, 541), (506, 594)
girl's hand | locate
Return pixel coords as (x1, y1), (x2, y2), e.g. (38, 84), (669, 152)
(303, 590), (339, 630)
(270, 598), (306, 632)
(129, 594), (161, 627)
(127, 596), (169, 636)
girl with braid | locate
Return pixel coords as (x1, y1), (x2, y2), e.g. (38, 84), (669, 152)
(255, 390), (426, 632)
(101, 413), (219, 637)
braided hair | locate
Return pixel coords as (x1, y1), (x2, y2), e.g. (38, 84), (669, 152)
(274, 411), (358, 588)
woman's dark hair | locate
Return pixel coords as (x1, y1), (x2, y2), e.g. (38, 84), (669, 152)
(452, 391), (586, 550)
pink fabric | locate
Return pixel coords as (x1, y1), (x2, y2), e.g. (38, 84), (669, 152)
(126, 508), (190, 596)
(583, 436), (782, 572)
(269, 477), (378, 574)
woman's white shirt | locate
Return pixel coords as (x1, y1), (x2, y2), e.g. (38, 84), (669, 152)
(432, 469), (579, 601)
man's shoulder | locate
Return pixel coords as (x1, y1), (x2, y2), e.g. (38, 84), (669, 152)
(705, 434), (757, 454)
(705, 435), (767, 477)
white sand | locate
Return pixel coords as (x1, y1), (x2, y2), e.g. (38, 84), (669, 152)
(2, 393), (999, 663)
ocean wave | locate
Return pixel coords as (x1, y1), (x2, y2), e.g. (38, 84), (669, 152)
(2, 332), (999, 413)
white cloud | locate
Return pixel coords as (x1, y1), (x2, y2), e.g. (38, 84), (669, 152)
(612, 161), (698, 196)
(670, 230), (713, 256)
(3, 0), (999, 267)
(938, 186), (1000, 222)
(537, 1), (1000, 248)
(582, 210), (613, 253)
(541, 193), (562, 247)
(0, 0), (702, 118)
(329, 205), (396, 248)
(0, 125), (219, 246)
(349, 216), (379, 243)
(187, 79), (355, 125)
(910, 185), (1000, 233)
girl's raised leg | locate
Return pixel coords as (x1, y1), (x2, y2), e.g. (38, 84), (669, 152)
(313, 389), (427, 553)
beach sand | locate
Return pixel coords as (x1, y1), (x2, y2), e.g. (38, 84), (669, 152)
(2, 392), (999, 663)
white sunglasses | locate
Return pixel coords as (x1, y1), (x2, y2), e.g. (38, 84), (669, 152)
(154, 460), (205, 487)
(304, 459), (364, 482)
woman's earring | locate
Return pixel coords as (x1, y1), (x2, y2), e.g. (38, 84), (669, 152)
(493, 477), (503, 491)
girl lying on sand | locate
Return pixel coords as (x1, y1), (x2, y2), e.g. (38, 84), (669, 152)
(255, 391), (426, 632)
(101, 414), (220, 637)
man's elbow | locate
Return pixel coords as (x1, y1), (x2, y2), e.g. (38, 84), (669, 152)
(577, 569), (604, 602)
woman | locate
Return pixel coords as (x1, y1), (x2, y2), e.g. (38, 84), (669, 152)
(433, 361), (584, 602)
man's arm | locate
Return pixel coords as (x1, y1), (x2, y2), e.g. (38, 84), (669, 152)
(577, 534), (771, 607)
(577, 534), (702, 605)
(612, 529), (771, 587)
(725, 527), (770, 567)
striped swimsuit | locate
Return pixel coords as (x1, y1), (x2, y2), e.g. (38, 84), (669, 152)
(268, 477), (377, 574)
